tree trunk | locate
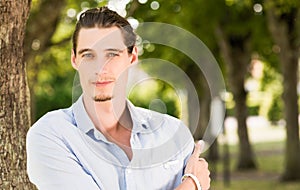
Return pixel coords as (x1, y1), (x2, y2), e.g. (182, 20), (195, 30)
(281, 52), (300, 181)
(0, 0), (35, 189)
(265, 2), (300, 180)
(215, 25), (257, 170)
(187, 64), (220, 179)
(186, 64), (211, 141)
(233, 70), (256, 169)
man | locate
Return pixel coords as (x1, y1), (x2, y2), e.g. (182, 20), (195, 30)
(27, 7), (210, 190)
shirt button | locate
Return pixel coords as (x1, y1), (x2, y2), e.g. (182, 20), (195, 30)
(94, 131), (101, 140)
(141, 123), (148, 129)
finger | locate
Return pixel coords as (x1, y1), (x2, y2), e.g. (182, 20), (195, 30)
(192, 140), (203, 157)
(199, 158), (209, 168)
(198, 140), (206, 153)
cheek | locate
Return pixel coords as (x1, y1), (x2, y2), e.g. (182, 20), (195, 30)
(117, 57), (132, 69)
(78, 61), (95, 73)
(114, 64), (130, 78)
(77, 65), (95, 82)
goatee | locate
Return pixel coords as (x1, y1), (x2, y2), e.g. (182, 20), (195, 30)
(93, 95), (113, 102)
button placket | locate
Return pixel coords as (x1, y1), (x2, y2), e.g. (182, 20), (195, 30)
(125, 166), (136, 190)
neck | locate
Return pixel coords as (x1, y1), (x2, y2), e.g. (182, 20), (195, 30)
(82, 94), (129, 132)
(83, 94), (133, 160)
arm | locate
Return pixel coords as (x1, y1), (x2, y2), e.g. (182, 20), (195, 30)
(175, 178), (198, 190)
(26, 126), (100, 190)
(175, 141), (211, 190)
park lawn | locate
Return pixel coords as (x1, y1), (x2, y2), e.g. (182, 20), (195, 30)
(209, 141), (300, 190)
(211, 180), (300, 190)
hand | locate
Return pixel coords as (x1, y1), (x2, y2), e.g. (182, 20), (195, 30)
(183, 140), (211, 190)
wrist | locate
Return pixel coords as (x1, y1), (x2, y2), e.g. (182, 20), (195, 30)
(181, 173), (202, 190)
(182, 177), (197, 190)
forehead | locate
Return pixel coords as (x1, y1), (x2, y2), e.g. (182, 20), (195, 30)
(77, 26), (126, 52)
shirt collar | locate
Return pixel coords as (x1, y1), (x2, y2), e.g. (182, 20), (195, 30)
(73, 96), (110, 143)
(127, 100), (166, 134)
(72, 96), (150, 137)
(126, 100), (150, 134)
(72, 95), (95, 133)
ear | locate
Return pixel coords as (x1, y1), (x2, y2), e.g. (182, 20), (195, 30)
(71, 49), (79, 70)
(129, 46), (138, 65)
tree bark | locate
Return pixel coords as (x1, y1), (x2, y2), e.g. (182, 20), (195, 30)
(265, 2), (300, 180)
(215, 25), (257, 170)
(0, 0), (35, 189)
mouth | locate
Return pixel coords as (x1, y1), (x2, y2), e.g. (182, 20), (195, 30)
(92, 80), (114, 87)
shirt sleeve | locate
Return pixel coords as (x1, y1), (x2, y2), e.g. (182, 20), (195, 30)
(179, 120), (196, 177)
(26, 125), (101, 190)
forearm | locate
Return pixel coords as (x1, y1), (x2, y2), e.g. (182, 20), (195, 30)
(175, 178), (196, 190)
(179, 140), (210, 190)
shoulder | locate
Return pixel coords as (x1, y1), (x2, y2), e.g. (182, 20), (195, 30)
(135, 106), (188, 132)
(135, 106), (194, 144)
(27, 107), (75, 138)
(134, 107), (195, 160)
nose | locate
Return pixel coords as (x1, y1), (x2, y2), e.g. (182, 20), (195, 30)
(95, 57), (111, 75)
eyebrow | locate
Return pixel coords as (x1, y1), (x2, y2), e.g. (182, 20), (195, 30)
(78, 48), (93, 55)
(104, 48), (124, 53)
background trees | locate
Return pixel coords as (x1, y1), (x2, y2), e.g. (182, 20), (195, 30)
(264, 0), (300, 180)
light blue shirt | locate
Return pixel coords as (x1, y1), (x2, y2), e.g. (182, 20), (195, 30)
(27, 96), (195, 190)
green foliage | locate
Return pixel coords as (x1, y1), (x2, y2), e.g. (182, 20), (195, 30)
(261, 63), (283, 121)
(265, 0), (300, 15)
(128, 79), (181, 118)
(268, 96), (283, 123)
(30, 42), (75, 120)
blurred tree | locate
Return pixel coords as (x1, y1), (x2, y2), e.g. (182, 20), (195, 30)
(0, 0), (35, 189)
(214, 0), (257, 169)
(262, 63), (283, 123)
(126, 0), (227, 168)
(264, 0), (300, 181)
(25, 0), (67, 62)
(128, 0), (217, 158)
(25, 0), (67, 122)
(130, 0), (259, 170)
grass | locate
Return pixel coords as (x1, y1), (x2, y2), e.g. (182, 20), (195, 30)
(211, 180), (300, 190)
(207, 141), (300, 190)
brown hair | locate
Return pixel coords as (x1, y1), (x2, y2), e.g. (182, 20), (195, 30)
(72, 7), (136, 56)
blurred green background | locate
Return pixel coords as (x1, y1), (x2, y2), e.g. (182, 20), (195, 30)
(25, 0), (300, 189)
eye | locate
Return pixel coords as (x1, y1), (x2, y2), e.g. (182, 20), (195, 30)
(106, 52), (119, 58)
(82, 53), (94, 59)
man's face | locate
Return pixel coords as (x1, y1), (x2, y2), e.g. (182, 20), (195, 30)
(71, 27), (137, 102)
